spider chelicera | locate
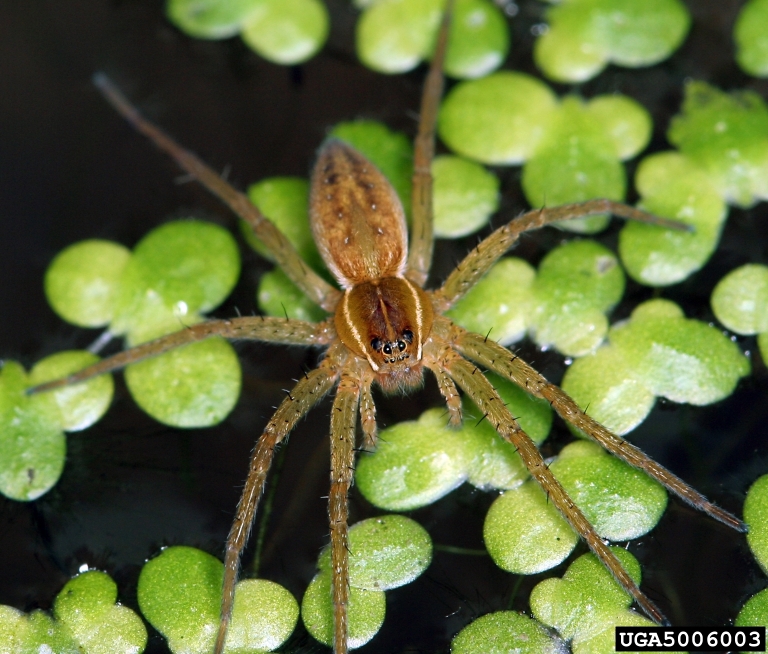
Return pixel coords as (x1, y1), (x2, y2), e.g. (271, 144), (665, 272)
(33, 5), (746, 654)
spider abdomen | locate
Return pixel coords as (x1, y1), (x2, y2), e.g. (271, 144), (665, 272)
(310, 140), (408, 289)
(335, 277), (433, 388)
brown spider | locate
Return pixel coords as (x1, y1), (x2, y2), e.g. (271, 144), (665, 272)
(33, 6), (746, 654)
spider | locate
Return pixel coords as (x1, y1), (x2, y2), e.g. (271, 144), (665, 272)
(31, 5), (747, 654)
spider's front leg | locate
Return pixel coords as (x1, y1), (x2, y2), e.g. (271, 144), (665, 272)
(433, 343), (669, 625)
(433, 199), (692, 311)
(214, 346), (342, 654)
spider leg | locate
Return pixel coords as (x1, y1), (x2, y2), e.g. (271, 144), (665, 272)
(93, 73), (341, 313)
(30, 316), (334, 394)
(359, 377), (377, 451)
(435, 345), (669, 625)
(329, 357), (367, 654)
(427, 364), (462, 426)
(433, 200), (692, 310)
(453, 325), (747, 533)
(214, 349), (341, 654)
(405, 0), (454, 286)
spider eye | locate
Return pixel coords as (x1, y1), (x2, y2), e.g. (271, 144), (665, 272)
(383, 343), (392, 355)
(402, 329), (414, 344)
(397, 340), (406, 351)
(371, 337), (382, 352)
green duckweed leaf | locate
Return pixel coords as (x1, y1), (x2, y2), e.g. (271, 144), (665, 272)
(451, 611), (564, 654)
(447, 257), (535, 347)
(111, 220), (240, 344)
(356, 408), (471, 511)
(530, 240), (625, 356)
(562, 343), (656, 436)
(711, 263), (768, 335)
(0, 361), (65, 501)
(586, 95), (653, 161)
(45, 239), (131, 328)
(432, 154), (499, 238)
(735, 0), (768, 77)
(484, 480), (580, 574)
(619, 152), (727, 286)
(301, 571), (385, 649)
(244, 177), (322, 271)
(257, 268), (327, 322)
(550, 441), (667, 541)
(668, 81), (768, 207)
(610, 299), (750, 405)
(317, 515), (432, 591)
(463, 372), (553, 490)
(240, 0), (329, 65)
(166, 0), (261, 39)
(534, 0), (690, 83)
(355, 0), (508, 79)
(438, 72), (558, 164)
(125, 337), (241, 428)
(29, 351), (114, 432)
(530, 548), (653, 651)
(54, 571), (148, 654)
(522, 97), (627, 234)
(138, 546), (298, 654)
(744, 474), (768, 575)
(0, 571), (147, 654)
(330, 120), (413, 216)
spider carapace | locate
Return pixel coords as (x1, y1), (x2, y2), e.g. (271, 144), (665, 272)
(32, 4), (748, 654)
(312, 140), (433, 389)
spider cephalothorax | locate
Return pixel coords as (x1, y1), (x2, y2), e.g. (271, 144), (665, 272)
(33, 5), (747, 654)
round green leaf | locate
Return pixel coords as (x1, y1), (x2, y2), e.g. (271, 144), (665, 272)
(463, 372), (553, 490)
(737, 588), (768, 631)
(446, 257), (535, 346)
(356, 408), (471, 510)
(711, 263), (768, 335)
(125, 337), (241, 428)
(667, 81), (768, 207)
(244, 177), (321, 270)
(530, 239), (625, 356)
(586, 95), (653, 160)
(301, 571), (386, 649)
(522, 97), (625, 234)
(745, 474), (768, 575)
(29, 351), (113, 432)
(166, 0), (262, 39)
(550, 441), (667, 541)
(54, 571), (148, 654)
(438, 72), (558, 164)
(257, 268), (327, 322)
(451, 611), (563, 654)
(609, 299), (750, 405)
(45, 239), (131, 328)
(484, 481), (579, 575)
(432, 155), (499, 238)
(443, 0), (509, 79)
(562, 343), (656, 436)
(348, 515), (432, 590)
(0, 361), (65, 501)
(620, 151), (727, 286)
(227, 579), (299, 652)
(240, 0), (329, 65)
(735, 0), (768, 77)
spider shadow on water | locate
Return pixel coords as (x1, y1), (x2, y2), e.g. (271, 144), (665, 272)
(0, 1), (766, 653)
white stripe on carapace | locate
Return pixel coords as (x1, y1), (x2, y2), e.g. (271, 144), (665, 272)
(341, 289), (379, 372)
(400, 276), (425, 360)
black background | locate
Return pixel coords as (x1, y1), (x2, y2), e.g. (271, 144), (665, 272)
(1, 1), (767, 652)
